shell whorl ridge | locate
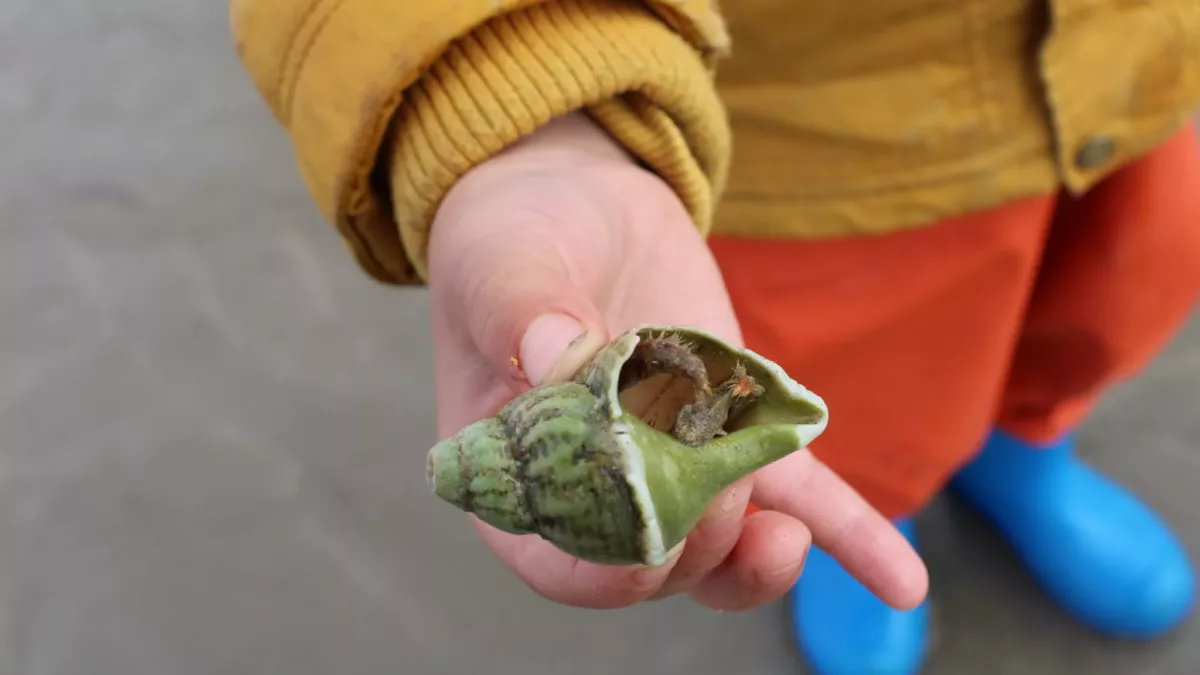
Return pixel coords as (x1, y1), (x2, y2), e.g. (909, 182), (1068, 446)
(425, 380), (657, 564)
(425, 325), (829, 566)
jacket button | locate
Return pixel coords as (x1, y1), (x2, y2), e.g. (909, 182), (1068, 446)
(1075, 135), (1116, 170)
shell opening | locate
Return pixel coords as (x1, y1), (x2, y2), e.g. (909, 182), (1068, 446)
(615, 329), (771, 447)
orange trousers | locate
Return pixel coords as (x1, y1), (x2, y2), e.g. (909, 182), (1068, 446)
(714, 126), (1200, 519)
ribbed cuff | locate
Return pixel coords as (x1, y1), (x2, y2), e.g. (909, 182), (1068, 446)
(380, 0), (730, 284)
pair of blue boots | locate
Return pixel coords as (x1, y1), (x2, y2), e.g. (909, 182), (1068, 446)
(791, 429), (1197, 674)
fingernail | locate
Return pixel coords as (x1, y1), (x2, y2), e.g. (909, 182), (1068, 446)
(756, 546), (809, 587)
(519, 314), (604, 385)
(630, 566), (668, 593)
(630, 543), (684, 591)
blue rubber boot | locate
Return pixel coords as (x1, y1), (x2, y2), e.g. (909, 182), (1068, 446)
(949, 428), (1197, 638)
(790, 517), (930, 674)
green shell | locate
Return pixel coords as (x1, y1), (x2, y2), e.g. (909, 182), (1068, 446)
(425, 324), (829, 566)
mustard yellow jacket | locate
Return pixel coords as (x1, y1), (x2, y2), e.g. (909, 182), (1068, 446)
(230, 0), (1200, 285)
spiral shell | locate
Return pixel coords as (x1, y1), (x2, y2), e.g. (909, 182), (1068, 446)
(426, 324), (828, 566)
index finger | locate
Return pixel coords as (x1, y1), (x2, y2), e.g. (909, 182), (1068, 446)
(750, 450), (929, 610)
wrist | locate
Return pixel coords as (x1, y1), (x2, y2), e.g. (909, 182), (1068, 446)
(483, 110), (638, 171)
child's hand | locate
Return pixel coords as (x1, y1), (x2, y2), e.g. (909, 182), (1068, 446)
(426, 111), (928, 612)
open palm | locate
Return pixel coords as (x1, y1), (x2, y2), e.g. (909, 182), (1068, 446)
(424, 113), (928, 612)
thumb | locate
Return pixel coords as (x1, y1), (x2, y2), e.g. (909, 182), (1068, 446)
(517, 312), (610, 386)
(428, 187), (615, 389)
(458, 259), (610, 387)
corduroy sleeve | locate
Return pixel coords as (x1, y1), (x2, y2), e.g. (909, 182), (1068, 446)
(230, 0), (732, 285)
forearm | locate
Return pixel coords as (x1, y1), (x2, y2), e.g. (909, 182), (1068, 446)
(230, 0), (732, 285)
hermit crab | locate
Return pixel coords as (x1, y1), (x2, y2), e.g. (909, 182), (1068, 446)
(425, 324), (829, 566)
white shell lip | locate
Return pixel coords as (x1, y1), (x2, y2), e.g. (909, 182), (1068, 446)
(597, 324), (831, 567)
(610, 419), (668, 565)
